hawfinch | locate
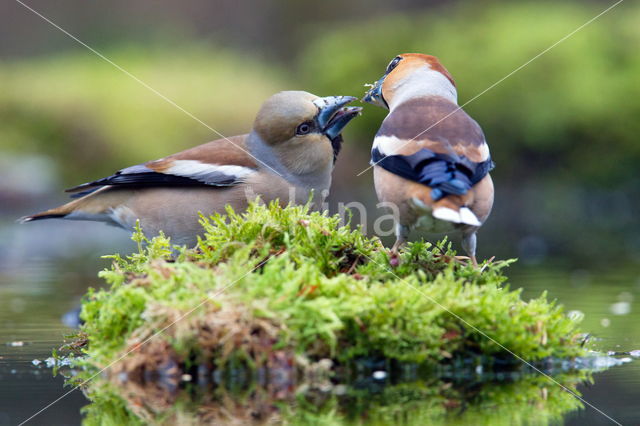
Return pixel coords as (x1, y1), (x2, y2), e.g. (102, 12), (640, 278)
(21, 91), (361, 246)
(363, 54), (494, 267)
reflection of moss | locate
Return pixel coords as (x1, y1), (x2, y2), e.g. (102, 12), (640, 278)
(330, 374), (586, 426)
(80, 370), (589, 426)
(75, 202), (585, 376)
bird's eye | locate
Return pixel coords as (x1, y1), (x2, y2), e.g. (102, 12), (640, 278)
(386, 56), (402, 74)
(296, 121), (313, 135)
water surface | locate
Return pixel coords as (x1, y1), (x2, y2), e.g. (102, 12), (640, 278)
(1, 222), (638, 425)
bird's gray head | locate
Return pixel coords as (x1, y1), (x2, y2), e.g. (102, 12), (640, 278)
(253, 91), (361, 172)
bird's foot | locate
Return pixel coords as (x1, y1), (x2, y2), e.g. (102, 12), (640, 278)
(434, 253), (479, 269)
(453, 255), (472, 266)
(457, 255), (497, 270)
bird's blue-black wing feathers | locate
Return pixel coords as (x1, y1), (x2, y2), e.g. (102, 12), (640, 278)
(65, 164), (239, 197)
(371, 147), (494, 201)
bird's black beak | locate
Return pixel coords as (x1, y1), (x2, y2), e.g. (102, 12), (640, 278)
(313, 96), (362, 141)
(362, 75), (388, 109)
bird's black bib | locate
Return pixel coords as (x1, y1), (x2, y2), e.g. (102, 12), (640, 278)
(370, 147), (494, 201)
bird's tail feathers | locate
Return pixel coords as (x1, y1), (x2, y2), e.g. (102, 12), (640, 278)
(18, 187), (117, 225)
(18, 212), (67, 224)
(18, 204), (75, 224)
(432, 206), (481, 226)
(411, 191), (480, 227)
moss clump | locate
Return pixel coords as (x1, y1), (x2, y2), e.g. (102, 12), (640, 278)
(78, 202), (585, 375)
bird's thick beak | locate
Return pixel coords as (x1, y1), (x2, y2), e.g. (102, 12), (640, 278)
(362, 76), (388, 109)
(313, 96), (362, 141)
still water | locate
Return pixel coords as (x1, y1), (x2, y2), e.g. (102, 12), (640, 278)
(1, 221), (638, 425)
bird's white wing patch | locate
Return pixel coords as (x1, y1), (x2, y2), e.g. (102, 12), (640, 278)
(373, 135), (406, 156)
(166, 160), (255, 181)
(478, 143), (490, 161)
(159, 160), (257, 186)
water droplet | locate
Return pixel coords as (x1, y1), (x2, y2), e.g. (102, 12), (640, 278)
(372, 370), (387, 380)
(610, 301), (631, 316)
(567, 310), (584, 321)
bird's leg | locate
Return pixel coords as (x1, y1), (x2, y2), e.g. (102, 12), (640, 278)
(391, 223), (410, 254)
(461, 231), (478, 268)
(389, 223), (410, 266)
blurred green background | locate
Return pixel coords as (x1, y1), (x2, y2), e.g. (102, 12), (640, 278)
(1, 0), (639, 265)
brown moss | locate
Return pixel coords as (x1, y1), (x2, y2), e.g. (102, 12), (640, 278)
(108, 299), (299, 380)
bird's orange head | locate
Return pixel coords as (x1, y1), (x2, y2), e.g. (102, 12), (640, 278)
(363, 53), (456, 109)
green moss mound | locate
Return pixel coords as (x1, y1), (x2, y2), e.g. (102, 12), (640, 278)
(79, 202), (585, 373)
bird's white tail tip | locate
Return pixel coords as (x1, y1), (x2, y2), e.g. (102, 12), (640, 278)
(17, 216), (33, 224)
(433, 207), (481, 227)
(460, 207), (481, 226)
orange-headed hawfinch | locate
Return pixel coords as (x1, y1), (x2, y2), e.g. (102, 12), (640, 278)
(21, 91), (361, 246)
(363, 53), (494, 267)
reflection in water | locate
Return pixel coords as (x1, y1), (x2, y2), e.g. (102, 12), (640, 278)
(78, 363), (591, 425)
(1, 218), (640, 424)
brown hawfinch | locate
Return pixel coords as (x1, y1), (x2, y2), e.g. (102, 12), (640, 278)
(21, 91), (361, 246)
(363, 54), (494, 267)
